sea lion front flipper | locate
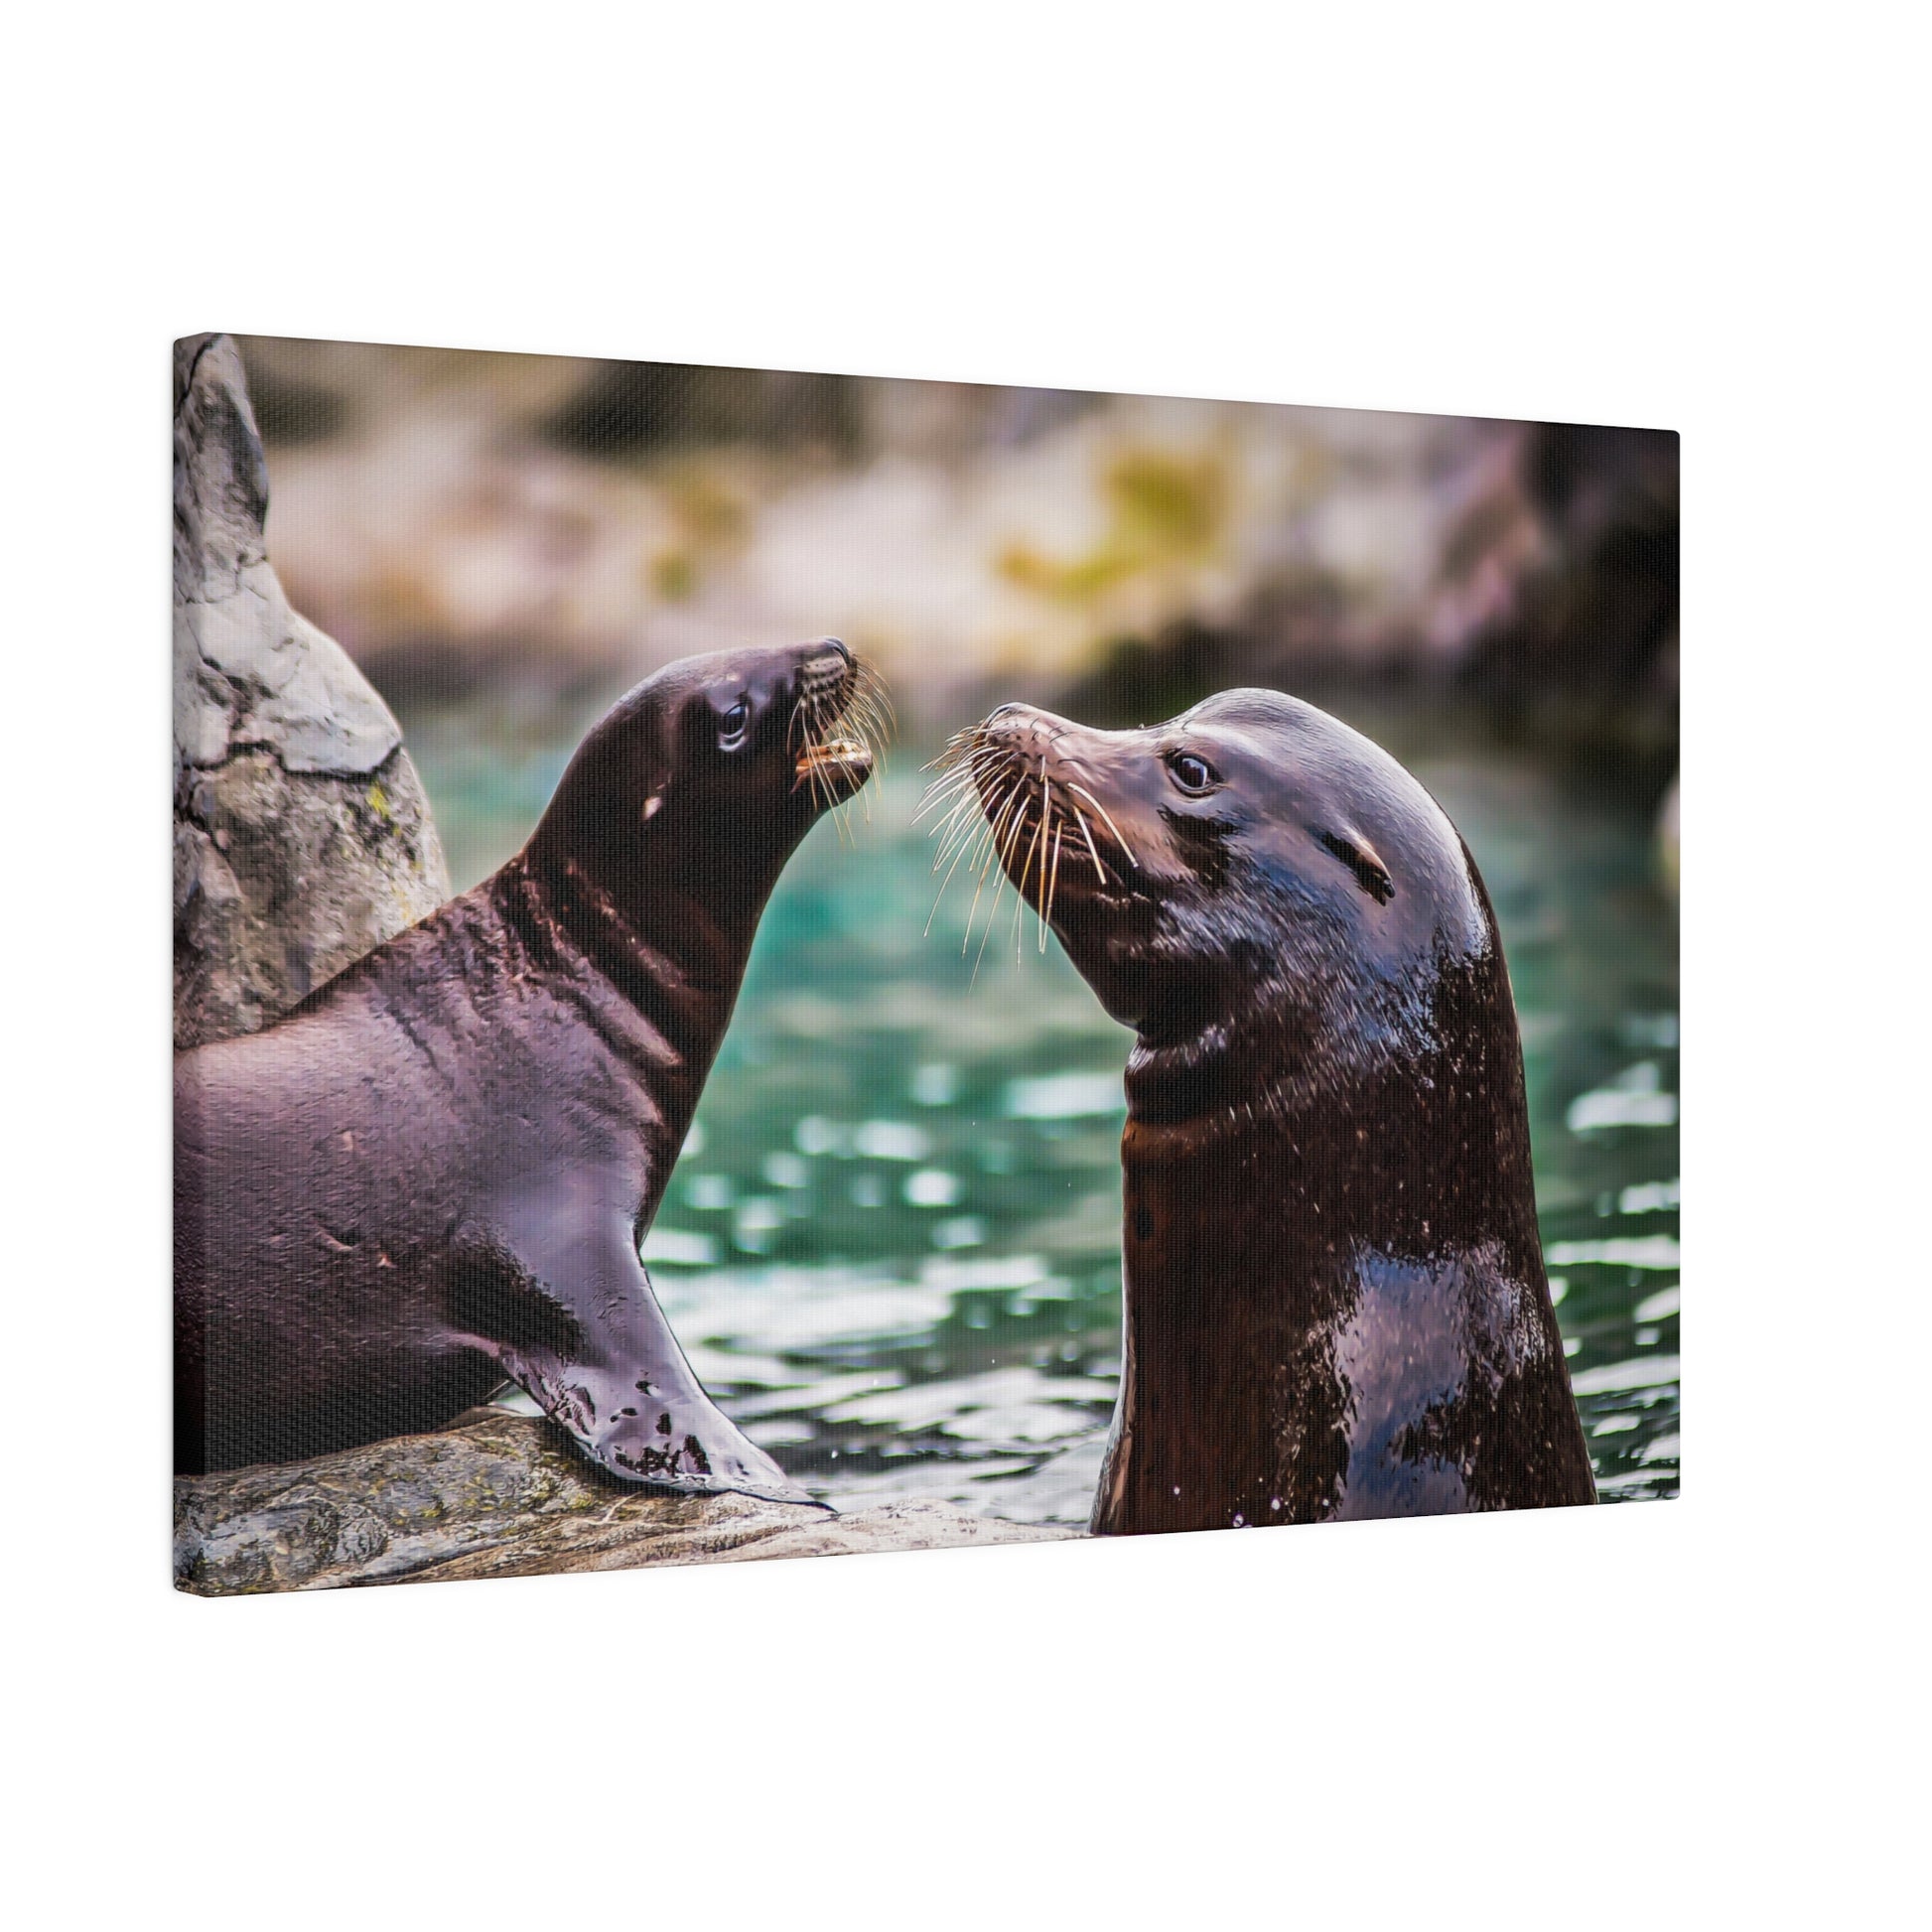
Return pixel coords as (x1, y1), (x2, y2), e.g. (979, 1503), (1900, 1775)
(451, 1207), (824, 1510)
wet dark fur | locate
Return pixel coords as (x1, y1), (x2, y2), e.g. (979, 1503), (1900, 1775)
(932, 689), (1596, 1533)
(176, 640), (879, 1498)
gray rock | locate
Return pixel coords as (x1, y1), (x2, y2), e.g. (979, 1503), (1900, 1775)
(173, 334), (450, 1049)
(174, 1417), (1074, 1594)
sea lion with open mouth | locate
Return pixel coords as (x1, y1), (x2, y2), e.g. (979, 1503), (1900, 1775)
(176, 639), (885, 1500)
(925, 690), (1595, 1533)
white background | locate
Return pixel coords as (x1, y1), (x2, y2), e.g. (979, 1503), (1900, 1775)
(5, 7), (1923, 1926)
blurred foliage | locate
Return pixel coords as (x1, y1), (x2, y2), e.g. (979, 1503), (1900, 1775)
(1000, 449), (1229, 602)
(546, 361), (866, 461)
(232, 338), (1678, 807)
(1058, 621), (1237, 730)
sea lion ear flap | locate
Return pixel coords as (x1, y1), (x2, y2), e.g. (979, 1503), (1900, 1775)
(1317, 827), (1396, 905)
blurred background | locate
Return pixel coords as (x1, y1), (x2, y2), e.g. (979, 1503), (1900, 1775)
(237, 336), (1680, 1517)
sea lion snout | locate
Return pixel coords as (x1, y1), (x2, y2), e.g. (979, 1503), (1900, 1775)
(800, 634), (853, 680)
(932, 702), (1161, 923)
(977, 701), (1076, 759)
(788, 639), (885, 800)
(793, 641), (854, 715)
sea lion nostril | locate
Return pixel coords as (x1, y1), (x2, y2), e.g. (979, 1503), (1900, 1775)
(800, 653), (853, 694)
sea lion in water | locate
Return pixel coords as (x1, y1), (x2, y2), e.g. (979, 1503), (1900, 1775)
(928, 690), (1596, 1532)
(176, 639), (883, 1499)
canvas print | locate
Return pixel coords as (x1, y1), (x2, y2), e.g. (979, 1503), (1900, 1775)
(173, 335), (1679, 1593)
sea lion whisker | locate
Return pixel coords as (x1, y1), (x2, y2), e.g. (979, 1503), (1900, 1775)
(962, 791), (1004, 877)
(847, 688), (890, 783)
(963, 780), (1025, 957)
(959, 839), (995, 958)
(806, 688), (869, 838)
(969, 883), (1002, 986)
(927, 721), (986, 769)
(925, 815), (989, 936)
(915, 741), (999, 814)
(981, 807), (1028, 911)
(1041, 819), (1065, 949)
(959, 814), (1009, 963)
(809, 694), (850, 842)
(937, 766), (987, 811)
(920, 738), (969, 777)
(1013, 794), (1047, 963)
(1000, 817), (1030, 884)
(816, 746), (837, 823)
(852, 659), (897, 740)
(958, 840), (1000, 954)
(794, 690), (831, 812)
(1064, 782), (1137, 867)
(914, 769), (982, 825)
(928, 802), (984, 877)
(958, 821), (1005, 935)
(935, 792), (986, 848)
(986, 772), (1026, 856)
(1070, 803), (1110, 884)
(928, 809), (975, 868)
(996, 802), (1026, 875)
(1035, 771), (1052, 933)
(853, 694), (880, 816)
(939, 780), (994, 850)
(912, 791), (967, 832)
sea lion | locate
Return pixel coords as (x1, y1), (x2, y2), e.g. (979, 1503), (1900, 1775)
(926, 689), (1596, 1533)
(175, 638), (884, 1500)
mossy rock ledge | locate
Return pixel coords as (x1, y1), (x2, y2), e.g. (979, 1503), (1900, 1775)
(175, 1417), (1073, 1594)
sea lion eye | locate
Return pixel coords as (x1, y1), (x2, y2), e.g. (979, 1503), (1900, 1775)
(719, 698), (751, 746)
(1167, 752), (1216, 795)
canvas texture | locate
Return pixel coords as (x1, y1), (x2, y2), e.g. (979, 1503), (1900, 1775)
(172, 334), (1679, 1594)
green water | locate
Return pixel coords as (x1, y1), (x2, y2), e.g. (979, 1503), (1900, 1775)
(409, 708), (1680, 1523)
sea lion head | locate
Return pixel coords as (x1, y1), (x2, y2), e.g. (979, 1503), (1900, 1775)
(529, 637), (884, 912)
(938, 690), (1493, 1102)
